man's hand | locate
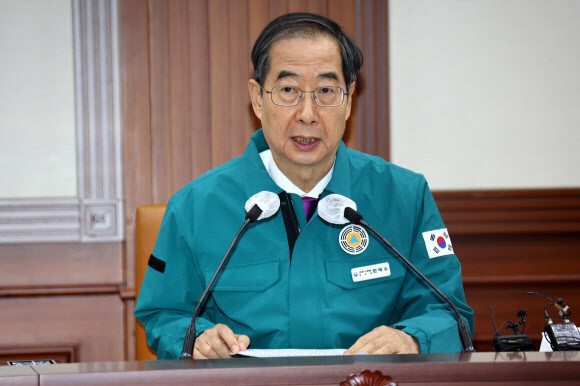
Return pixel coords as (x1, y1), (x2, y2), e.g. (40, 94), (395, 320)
(193, 324), (250, 359)
(343, 325), (420, 355)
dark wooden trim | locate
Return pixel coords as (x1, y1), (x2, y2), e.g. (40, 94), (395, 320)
(0, 284), (122, 298)
(119, 0), (153, 292)
(355, 0), (390, 160)
(434, 188), (580, 235)
(464, 274), (580, 286)
(120, 288), (136, 300)
(124, 299), (136, 361)
(0, 343), (79, 364)
(115, 276), (580, 296)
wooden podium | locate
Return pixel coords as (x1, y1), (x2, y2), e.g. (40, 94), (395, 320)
(1, 352), (579, 385)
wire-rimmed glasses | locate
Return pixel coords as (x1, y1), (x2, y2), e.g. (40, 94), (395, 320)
(260, 85), (349, 107)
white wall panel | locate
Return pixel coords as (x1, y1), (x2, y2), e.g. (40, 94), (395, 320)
(0, 0), (123, 243)
(0, 0), (77, 198)
(389, 0), (580, 190)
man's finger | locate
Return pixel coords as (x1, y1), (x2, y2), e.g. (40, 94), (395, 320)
(346, 328), (379, 354)
(195, 336), (222, 359)
(215, 325), (242, 354)
(353, 336), (387, 355)
(345, 335), (368, 354)
(374, 343), (398, 355)
(193, 346), (208, 360)
(235, 334), (250, 351)
(206, 334), (232, 358)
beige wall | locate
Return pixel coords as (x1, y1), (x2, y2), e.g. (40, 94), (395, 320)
(390, 0), (580, 190)
(0, 0), (77, 198)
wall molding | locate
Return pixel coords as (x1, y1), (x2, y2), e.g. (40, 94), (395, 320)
(434, 188), (580, 235)
(0, 0), (123, 244)
(0, 283), (122, 298)
(0, 198), (79, 243)
(464, 274), (580, 286)
(0, 343), (79, 364)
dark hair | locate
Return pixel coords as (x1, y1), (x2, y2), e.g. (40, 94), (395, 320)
(251, 12), (363, 92)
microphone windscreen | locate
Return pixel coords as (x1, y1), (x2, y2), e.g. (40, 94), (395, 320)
(318, 194), (357, 225)
(245, 191), (280, 221)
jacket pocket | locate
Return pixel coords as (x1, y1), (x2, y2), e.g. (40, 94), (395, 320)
(325, 256), (405, 289)
(203, 259), (279, 292)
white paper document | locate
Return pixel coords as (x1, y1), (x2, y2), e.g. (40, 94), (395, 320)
(233, 348), (345, 358)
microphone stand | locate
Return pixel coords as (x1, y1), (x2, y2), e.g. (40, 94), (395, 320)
(180, 205), (262, 359)
(344, 207), (476, 353)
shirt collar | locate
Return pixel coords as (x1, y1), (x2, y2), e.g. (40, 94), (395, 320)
(259, 149), (334, 198)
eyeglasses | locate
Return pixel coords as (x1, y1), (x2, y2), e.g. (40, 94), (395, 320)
(259, 85), (349, 107)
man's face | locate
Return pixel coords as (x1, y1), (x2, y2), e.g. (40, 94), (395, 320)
(249, 35), (354, 181)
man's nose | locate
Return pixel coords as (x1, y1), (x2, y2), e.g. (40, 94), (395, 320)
(295, 92), (319, 125)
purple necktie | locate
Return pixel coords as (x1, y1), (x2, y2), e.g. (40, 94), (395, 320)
(302, 196), (318, 222)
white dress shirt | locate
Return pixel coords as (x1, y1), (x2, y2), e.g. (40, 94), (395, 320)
(259, 149), (334, 198)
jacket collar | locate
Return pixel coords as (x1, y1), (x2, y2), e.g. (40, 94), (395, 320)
(242, 129), (351, 199)
(322, 141), (352, 199)
(242, 129), (283, 197)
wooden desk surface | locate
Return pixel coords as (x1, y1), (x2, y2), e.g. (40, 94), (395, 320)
(0, 364), (37, 386)
(2, 352), (579, 385)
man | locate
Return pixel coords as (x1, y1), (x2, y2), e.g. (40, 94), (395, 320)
(135, 12), (474, 360)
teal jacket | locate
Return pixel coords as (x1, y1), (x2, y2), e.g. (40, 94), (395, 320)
(135, 129), (474, 359)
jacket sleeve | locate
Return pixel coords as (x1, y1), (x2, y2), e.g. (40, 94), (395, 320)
(134, 200), (216, 359)
(392, 177), (474, 353)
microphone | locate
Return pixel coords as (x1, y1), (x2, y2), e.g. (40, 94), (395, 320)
(490, 306), (500, 335)
(518, 310), (527, 329)
(507, 310), (527, 335)
(318, 194), (476, 353)
(180, 191), (280, 359)
(555, 298), (571, 320)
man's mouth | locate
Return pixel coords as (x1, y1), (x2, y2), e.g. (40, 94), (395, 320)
(293, 137), (318, 144)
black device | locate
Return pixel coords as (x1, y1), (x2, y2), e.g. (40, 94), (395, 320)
(490, 307), (536, 352)
(317, 194), (476, 353)
(527, 292), (580, 351)
(7, 360), (56, 366)
(545, 322), (580, 350)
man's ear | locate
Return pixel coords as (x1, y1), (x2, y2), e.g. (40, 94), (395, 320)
(344, 82), (356, 121)
(248, 79), (263, 120)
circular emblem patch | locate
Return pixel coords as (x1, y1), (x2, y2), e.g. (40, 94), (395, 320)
(339, 225), (369, 255)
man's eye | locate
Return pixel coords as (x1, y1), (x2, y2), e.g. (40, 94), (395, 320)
(281, 87), (297, 94)
(319, 87), (334, 94)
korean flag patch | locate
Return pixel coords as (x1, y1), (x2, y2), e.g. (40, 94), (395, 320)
(422, 228), (454, 259)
